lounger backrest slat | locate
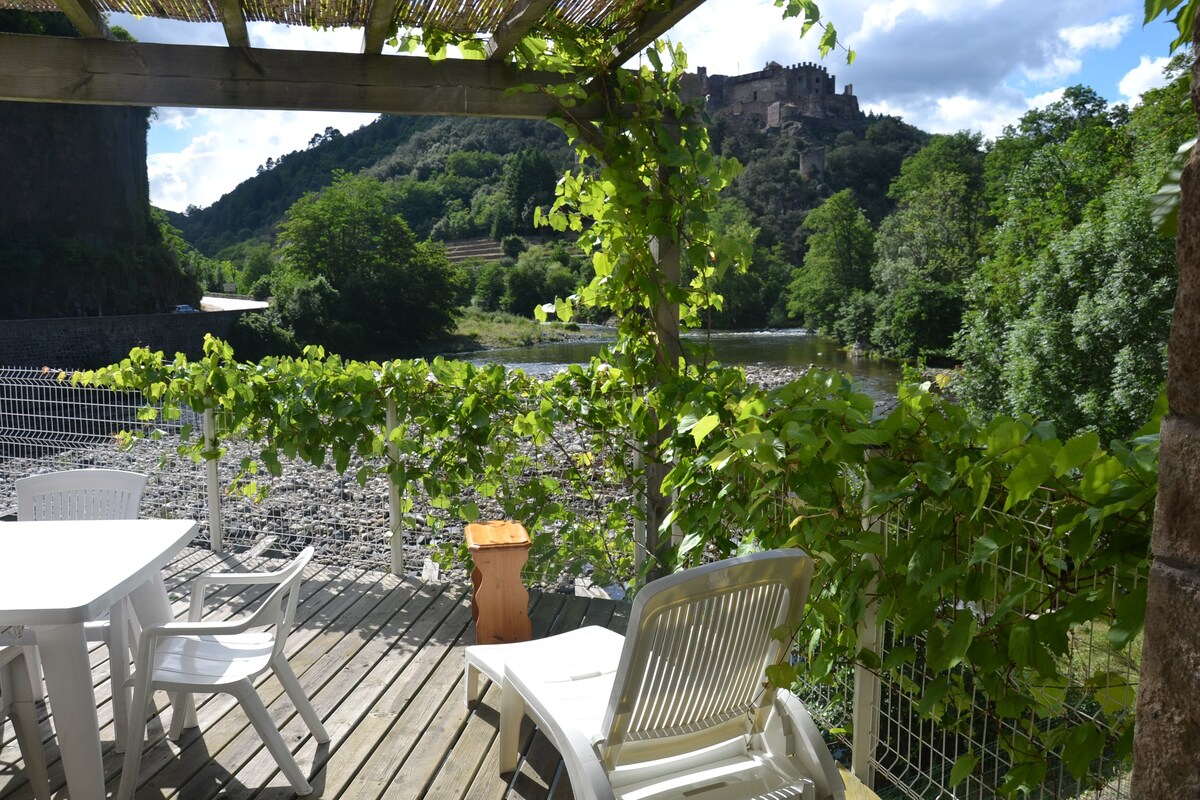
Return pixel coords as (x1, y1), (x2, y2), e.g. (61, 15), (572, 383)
(600, 549), (814, 767)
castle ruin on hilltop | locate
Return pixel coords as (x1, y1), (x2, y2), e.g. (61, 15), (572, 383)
(699, 61), (861, 128)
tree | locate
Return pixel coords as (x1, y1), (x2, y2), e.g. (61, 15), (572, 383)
(957, 70), (1187, 430)
(497, 148), (558, 237)
(472, 261), (506, 311)
(500, 245), (579, 317)
(786, 189), (874, 332)
(997, 177), (1174, 438)
(888, 131), (985, 204)
(273, 171), (465, 355)
(870, 170), (983, 358)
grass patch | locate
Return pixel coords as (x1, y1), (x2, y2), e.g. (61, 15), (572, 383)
(406, 308), (598, 355)
(454, 308), (549, 348)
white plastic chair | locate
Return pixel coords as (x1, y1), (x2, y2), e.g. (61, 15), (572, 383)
(16, 469), (147, 522)
(464, 549), (846, 800)
(116, 546), (329, 800)
(0, 645), (51, 800)
(14, 468), (148, 750)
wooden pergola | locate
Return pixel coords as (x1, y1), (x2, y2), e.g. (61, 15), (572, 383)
(1, 2), (1197, 797)
(0, 0), (705, 116)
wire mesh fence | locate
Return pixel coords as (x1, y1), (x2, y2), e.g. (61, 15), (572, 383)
(0, 366), (637, 586)
(839, 506), (1140, 800)
(0, 365), (1140, 799)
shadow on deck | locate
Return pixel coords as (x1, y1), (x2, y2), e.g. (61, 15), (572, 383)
(0, 546), (628, 800)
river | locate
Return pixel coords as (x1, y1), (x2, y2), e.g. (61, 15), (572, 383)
(460, 328), (902, 401)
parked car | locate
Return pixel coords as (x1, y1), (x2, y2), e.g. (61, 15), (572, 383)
(171, 304), (199, 313)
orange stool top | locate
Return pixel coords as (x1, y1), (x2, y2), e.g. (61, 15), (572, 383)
(466, 520), (531, 550)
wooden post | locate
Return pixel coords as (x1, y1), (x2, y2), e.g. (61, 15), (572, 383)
(203, 402), (222, 552)
(852, 554), (882, 788)
(641, 153), (685, 579)
(386, 397), (404, 576)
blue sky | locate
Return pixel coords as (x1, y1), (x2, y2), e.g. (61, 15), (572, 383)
(113, 0), (1181, 213)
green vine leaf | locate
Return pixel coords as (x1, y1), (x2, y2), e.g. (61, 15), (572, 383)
(949, 752), (978, 787)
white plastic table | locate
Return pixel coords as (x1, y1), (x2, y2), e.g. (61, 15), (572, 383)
(0, 518), (199, 800)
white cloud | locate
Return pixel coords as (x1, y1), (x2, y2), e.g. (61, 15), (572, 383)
(1119, 55), (1172, 105)
(864, 90), (1038, 139)
(148, 109), (377, 212)
(248, 22), (363, 52)
(1021, 55), (1083, 83)
(157, 108), (197, 132)
(855, 0), (973, 38)
(1060, 15), (1131, 51)
(929, 95), (1028, 139)
(113, 1), (1164, 211)
(1029, 87), (1067, 108)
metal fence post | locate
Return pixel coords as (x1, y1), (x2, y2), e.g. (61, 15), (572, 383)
(386, 397), (404, 576)
(853, 462), (885, 789)
(203, 401), (223, 552)
(852, 554), (882, 788)
(632, 438), (646, 575)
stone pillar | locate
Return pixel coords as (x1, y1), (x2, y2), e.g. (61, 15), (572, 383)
(1130, 45), (1200, 798)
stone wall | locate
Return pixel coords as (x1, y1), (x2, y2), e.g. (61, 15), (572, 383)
(701, 61), (860, 125)
(0, 311), (247, 370)
(1132, 65), (1200, 797)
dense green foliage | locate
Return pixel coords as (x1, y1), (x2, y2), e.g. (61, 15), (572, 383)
(77, 338), (1154, 798)
(779, 76), (1188, 441)
(172, 92), (929, 336)
(956, 80), (1187, 440)
(785, 189), (874, 334)
(269, 172), (467, 357)
(172, 116), (576, 256)
(154, 210), (234, 292)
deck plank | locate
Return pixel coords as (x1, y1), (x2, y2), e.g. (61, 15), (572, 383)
(121, 563), (392, 800)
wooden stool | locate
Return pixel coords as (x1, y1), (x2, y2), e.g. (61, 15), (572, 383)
(465, 520), (532, 645)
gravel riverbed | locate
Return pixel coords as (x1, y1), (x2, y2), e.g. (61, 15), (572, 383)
(1, 365), (816, 586)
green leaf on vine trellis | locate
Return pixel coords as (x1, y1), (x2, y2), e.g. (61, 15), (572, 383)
(690, 413), (720, 446)
(949, 752), (978, 787)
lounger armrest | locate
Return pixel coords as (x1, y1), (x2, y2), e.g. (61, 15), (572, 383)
(775, 693), (846, 800)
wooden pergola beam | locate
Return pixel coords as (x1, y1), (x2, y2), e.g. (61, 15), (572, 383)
(610, 0), (708, 66)
(361, 0), (401, 55)
(52, 0), (110, 39)
(213, 0), (251, 48)
(487, 0), (554, 59)
(0, 33), (602, 119)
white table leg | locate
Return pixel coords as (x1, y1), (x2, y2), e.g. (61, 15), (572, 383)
(128, 575), (198, 729)
(36, 623), (105, 800)
(108, 598), (130, 752)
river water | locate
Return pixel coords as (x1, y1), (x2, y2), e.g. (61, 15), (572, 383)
(460, 328), (902, 401)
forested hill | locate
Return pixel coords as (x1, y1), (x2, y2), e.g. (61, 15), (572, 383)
(167, 115), (577, 255)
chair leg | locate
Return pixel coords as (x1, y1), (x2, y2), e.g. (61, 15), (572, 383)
(8, 653), (52, 800)
(232, 682), (314, 795)
(116, 662), (155, 800)
(272, 657), (329, 743)
(167, 691), (191, 741)
(464, 661), (483, 707)
(498, 682), (525, 774)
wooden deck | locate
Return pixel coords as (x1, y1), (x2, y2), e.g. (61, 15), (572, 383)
(0, 546), (629, 800)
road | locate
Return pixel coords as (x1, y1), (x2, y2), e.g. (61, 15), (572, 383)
(200, 296), (269, 312)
